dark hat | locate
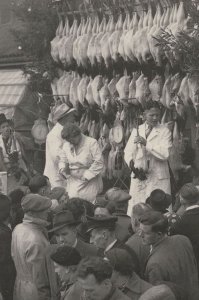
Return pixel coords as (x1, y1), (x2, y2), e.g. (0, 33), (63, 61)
(0, 114), (8, 126)
(139, 210), (166, 226)
(50, 245), (81, 267)
(180, 183), (199, 204)
(21, 193), (52, 213)
(0, 193), (10, 221)
(49, 210), (81, 233)
(146, 189), (171, 213)
(87, 215), (118, 233)
(105, 188), (131, 204)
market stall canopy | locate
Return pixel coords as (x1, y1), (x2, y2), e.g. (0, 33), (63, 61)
(0, 69), (28, 119)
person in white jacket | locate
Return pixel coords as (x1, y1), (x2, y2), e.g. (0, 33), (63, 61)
(44, 103), (77, 188)
(59, 123), (104, 203)
(124, 102), (172, 216)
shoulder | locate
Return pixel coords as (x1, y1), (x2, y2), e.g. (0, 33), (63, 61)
(157, 124), (171, 134)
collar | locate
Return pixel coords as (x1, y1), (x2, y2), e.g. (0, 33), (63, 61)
(186, 205), (199, 211)
(120, 273), (142, 294)
(105, 239), (117, 253)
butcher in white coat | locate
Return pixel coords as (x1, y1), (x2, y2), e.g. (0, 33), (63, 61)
(124, 103), (172, 216)
(44, 103), (77, 188)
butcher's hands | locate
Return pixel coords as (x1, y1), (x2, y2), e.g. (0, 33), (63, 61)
(134, 136), (147, 146)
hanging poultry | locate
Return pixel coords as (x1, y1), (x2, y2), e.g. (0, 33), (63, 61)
(51, 19), (64, 63)
(58, 17), (70, 65)
(135, 74), (152, 108)
(108, 12), (123, 62)
(149, 75), (164, 102)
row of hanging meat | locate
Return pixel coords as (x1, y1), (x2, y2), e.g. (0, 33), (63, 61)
(51, 1), (189, 68)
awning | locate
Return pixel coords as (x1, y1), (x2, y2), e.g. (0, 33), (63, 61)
(0, 69), (28, 119)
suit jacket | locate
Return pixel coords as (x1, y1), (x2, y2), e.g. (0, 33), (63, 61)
(170, 207), (199, 271)
(144, 235), (199, 300)
(0, 223), (16, 300)
(113, 213), (132, 243)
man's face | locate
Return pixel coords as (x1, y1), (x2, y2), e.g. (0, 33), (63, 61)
(0, 122), (10, 138)
(78, 274), (110, 300)
(139, 223), (160, 245)
(145, 108), (160, 128)
(54, 262), (76, 284)
(90, 228), (107, 250)
(55, 226), (77, 246)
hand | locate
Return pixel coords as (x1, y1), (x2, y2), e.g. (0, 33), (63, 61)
(134, 136), (147, 146)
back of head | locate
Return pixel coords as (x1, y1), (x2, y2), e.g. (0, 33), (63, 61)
(0, 193), (10, 222)
(50, 245), (81, 267)
(105, 248), (136, 277)
(180, 183), (199, 205)
(9, 189), (25, 207)
(131, 203), (152, 231)
(139, 285), (176, 300)
(29, 175), (48, 194)
(77, 257), (112, 283)
(146, 189), (171, 213)
(65, 198), (94, 221)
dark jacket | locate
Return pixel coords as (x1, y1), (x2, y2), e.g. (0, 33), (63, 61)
(113, 213), (132, 243)
(0, 223), (16, 300)
(118, 273), (152, 300)
(170, 207), (199, 272)
(37, 239), (99, 300)
(126, 233), (150, 278)
(144, 235), (199, 300)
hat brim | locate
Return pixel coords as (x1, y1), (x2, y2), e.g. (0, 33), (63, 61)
(57, 108), (76, 121)
(49, 220), (81, 233)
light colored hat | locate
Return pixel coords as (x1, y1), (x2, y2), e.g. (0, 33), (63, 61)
(22, 193), (52, 213)
(52, 103), (76, 124)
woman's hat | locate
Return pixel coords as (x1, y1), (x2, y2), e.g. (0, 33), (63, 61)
(0, 114), (8, 126)
(49, 210), (81, 233)
(50, 245), (81, 266)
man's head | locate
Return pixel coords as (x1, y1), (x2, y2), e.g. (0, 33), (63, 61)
(52, 103), (77, 125)
(106, 248), (136, 285)
(0, 114), (11, 139)
(87, 215), (118, 250)
(50, 210), (81, 246)
(139, 211), (168, 246)
(21, 193), (52, 222)
(0, 193), (11, 223)
(29, 175), (51, 196)
(144, 101), (161, 128)
(179, 183), (199, 207)
(131, 203), (152, 233)
(61, 123), (82, 146)
(51, 245), (81, 283)
(77, 257), (113, 300)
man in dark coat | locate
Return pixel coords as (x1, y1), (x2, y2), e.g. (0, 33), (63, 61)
(170, 183), (199, 273)
(139, 210), (199, 300)
(77, 256), (130, 300)
(0, 193), (16, 300)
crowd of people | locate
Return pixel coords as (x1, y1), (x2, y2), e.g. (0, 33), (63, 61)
(0, 101), (199, 300)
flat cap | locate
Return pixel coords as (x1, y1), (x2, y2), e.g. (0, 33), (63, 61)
(50, 245), (81, 267)
(180, 183), (199, 204)
(105, 187), (131, 203)
(22, 193), (52, 213)
(139, 210), (167, 226)
(87, 215), (118, 232)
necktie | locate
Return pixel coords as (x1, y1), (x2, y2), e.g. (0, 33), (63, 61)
(146, 126), (153, 139)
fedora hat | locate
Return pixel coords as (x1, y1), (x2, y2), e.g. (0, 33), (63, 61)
(146, 189), (171, 213)
(52, 103), (76, 124)
(49, 210), (81, 233)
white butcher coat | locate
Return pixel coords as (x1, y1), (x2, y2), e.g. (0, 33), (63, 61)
(59, 134), (104, 203)
(44, 123), (66, 188)
(124, 123), (172, 216)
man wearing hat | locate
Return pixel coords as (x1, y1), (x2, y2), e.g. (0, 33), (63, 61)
(37, 210), (98, 300)
(105, 187), (132, 242)
(11, 194), (52, 300)
(139, 210), (199, 300)
(87, 214), (139, 273)
(44, 103), (77, 188)
(170, 183), (199, 274)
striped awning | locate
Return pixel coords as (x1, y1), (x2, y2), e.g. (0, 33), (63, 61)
(0, 69), (28, 118)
